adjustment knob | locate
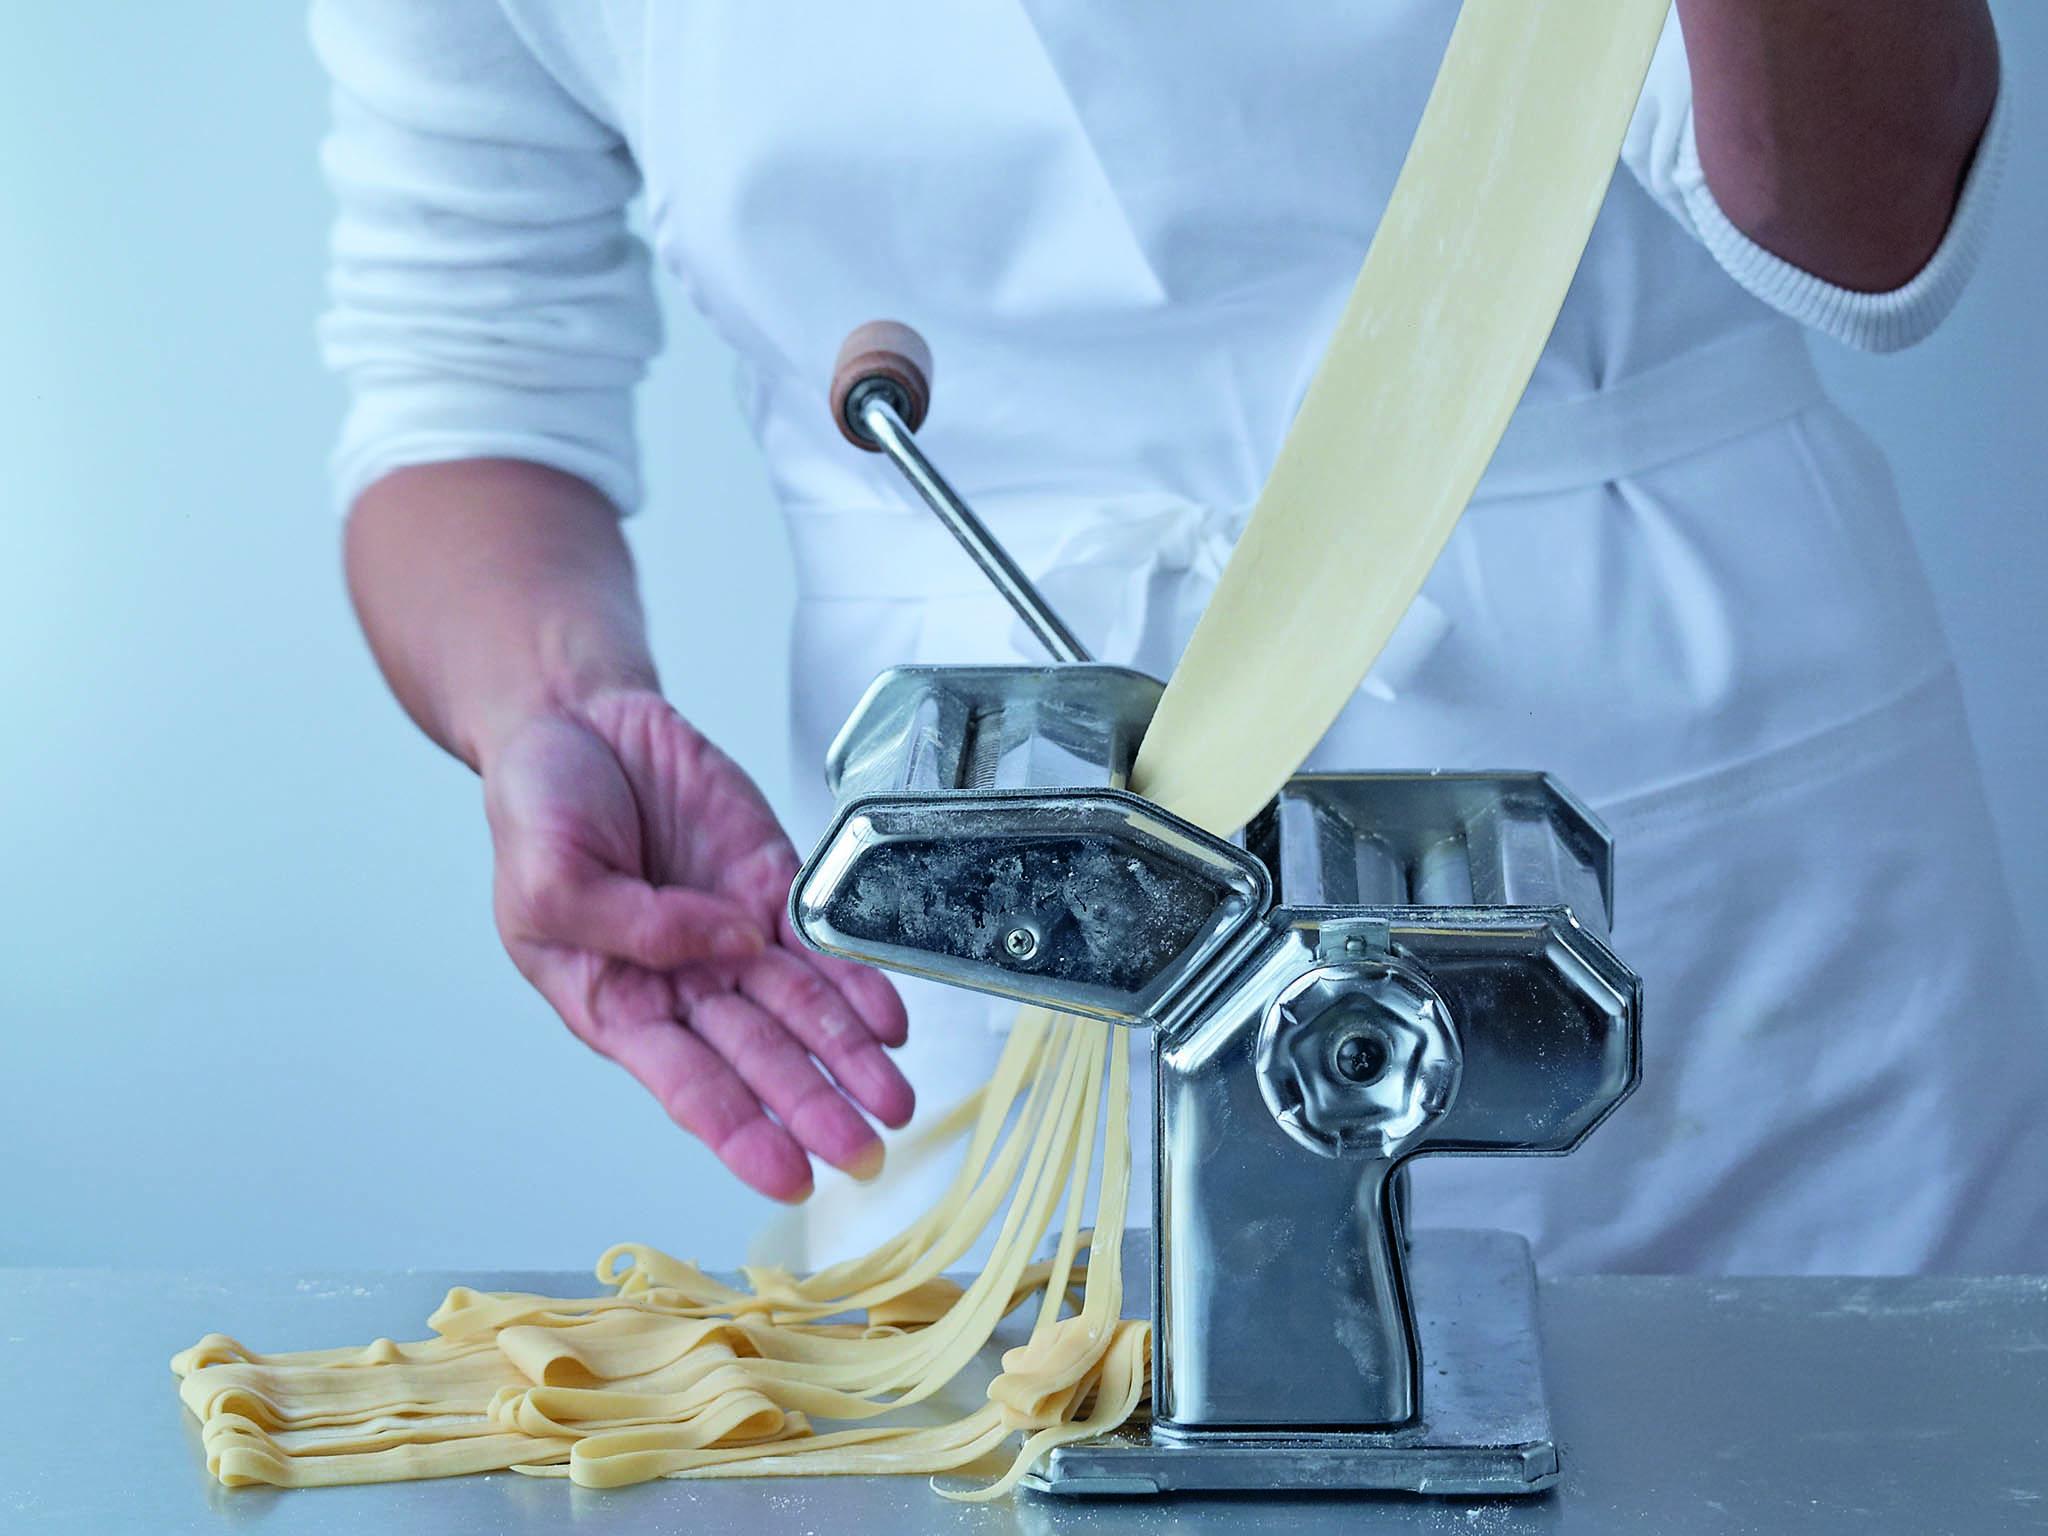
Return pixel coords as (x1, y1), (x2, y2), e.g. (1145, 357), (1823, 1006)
(1256, 962), (1462, 1158)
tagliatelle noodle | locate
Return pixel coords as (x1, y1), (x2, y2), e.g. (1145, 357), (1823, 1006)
(170, 0), (1669, 1498)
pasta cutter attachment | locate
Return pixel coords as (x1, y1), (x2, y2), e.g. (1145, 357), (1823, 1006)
(791, 325), (1644, 1498)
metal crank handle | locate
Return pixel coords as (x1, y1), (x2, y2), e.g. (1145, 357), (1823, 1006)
(829, 320), (1093, 665)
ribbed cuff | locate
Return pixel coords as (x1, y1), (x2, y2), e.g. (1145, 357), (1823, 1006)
(330, 376), (643, 517)
(1672, 81), (2010, 354)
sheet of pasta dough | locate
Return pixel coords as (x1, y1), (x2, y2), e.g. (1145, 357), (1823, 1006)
(1133, 0), (1673, 826)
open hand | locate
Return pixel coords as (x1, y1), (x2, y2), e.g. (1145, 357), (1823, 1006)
(481, 688), (912, 1201)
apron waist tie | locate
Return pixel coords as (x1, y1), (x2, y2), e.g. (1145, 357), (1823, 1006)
(781, 321), (1827, 692)
(1480, 320), (1823, 498)
(784, 321), (1826, 600)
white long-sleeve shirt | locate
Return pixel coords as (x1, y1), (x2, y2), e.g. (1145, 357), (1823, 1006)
(310, 0), (2008, 519)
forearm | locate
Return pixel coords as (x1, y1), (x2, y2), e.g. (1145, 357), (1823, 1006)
(1677, 0), (1999, 292)
(345, 459), (659, 772)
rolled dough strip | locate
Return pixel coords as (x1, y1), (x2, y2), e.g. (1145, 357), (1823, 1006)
(1133, 0), (1672, 829)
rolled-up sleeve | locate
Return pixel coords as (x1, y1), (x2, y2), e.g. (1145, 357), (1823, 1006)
(310, 0), (660, 514)
(1623, 8), (2009, 355)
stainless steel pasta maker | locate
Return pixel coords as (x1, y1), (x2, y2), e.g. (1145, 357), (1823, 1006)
(788, 324), (1643, 1497)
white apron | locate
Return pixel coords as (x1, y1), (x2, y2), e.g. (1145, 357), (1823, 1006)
(631, 3), (2048, 1274)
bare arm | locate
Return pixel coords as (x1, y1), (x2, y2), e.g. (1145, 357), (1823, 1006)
(346, 459), (659, 770)
(344, 459), (912, 1200)
(1677, 0), (2000, 292)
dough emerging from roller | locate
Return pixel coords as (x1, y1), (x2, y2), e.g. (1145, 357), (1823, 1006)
(170, 0), (1668, 1498)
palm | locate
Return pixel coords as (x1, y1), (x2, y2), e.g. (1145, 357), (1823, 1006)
(484, 690), (911, 1200)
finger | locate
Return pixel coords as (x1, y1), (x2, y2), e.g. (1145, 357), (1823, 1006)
(594, 1006), (814, 1202)
(739, 948), (915, 1129)
(527, 866), (766, 970)
(684, 992), (887, 1179)
(724, 839), (804, 919)
(730, 839), (910, 1047)
(777, 905), (911, 1047)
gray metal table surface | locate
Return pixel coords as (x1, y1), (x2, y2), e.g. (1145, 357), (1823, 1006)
(3, 1265), (2044, 1534)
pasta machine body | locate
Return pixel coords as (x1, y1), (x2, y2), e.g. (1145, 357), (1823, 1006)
(796, 321), (1642, 1495)
(792, 663), (1641, 1497)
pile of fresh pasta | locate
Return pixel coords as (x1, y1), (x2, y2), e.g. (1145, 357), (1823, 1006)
(170, 0), (1669, 1499)
(173, 1010), (1141, 1498)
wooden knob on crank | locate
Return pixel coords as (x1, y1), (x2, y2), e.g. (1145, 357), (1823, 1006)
(830, 320), (933, 449)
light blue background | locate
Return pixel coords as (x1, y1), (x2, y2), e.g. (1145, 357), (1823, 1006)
(2, 5), (2042, 1271)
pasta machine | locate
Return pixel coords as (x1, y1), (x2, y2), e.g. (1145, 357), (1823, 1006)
(788, 324), (1643, 1496)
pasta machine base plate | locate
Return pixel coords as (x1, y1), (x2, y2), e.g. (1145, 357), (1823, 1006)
(1023, 1229), (1557, 1497)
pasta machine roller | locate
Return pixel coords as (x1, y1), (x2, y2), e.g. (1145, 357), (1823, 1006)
(789, 324), (1644, 1497)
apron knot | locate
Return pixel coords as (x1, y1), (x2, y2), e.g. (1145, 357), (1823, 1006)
(1026, 500), (1247, 672)
(1029, 499), (1452, 701)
